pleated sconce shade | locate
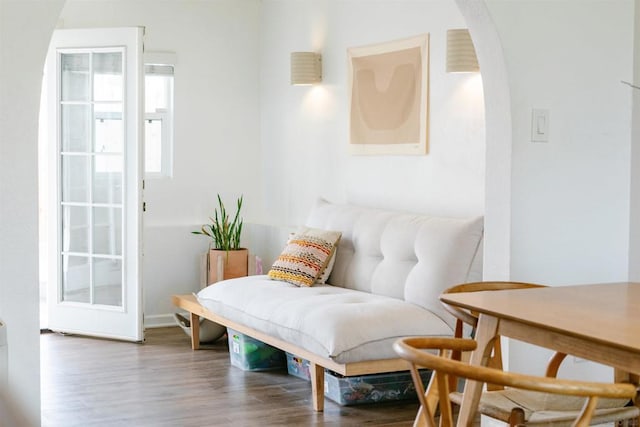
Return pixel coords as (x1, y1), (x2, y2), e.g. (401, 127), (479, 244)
(290, 52), (322, 85)
(446, 29), (479, 73)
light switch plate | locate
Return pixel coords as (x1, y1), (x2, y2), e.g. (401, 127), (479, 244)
(531, 108), (549, 142)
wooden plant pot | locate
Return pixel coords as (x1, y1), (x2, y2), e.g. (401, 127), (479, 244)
(208, 248), (249, 285)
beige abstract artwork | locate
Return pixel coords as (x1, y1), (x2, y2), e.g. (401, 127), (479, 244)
(348, 34), (429, 155)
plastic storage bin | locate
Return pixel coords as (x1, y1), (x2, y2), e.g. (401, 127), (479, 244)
(324, 369), (431, 406)
(226, 328), (286, 371)
(286, 352), (311, 381)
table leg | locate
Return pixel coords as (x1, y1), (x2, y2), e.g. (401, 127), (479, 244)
(614, 369), (639, 385)
(456, 314), (500, 427)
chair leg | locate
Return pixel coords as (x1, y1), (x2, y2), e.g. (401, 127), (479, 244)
(623, 415), (640, 427)
(412, 367), (440, 427)
(545, 352), (567, 377)
(487, 338), (504, 391)
(449, 320), (465, 392)
(508, 408), (525, 427)
(436, 372), (453, 427)
(574, 396), (599, 427)
(425, 379), (440, 417)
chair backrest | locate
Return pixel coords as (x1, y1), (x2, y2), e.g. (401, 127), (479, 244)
(393, 337), (638, 427)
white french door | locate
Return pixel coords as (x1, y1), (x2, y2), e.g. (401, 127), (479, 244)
(45, 28), (144, 341)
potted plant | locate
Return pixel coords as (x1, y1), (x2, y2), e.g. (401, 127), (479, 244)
(193, 194), (248, 284)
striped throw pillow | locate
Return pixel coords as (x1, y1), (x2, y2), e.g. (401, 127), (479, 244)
(268, 227), (341, 287)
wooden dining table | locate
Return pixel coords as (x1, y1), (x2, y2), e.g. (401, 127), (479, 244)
(439, 282), (640, 426)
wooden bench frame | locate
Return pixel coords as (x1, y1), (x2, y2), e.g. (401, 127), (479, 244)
(172, 293), (409, 411)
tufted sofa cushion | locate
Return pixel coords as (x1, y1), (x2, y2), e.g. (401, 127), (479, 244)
(305, 199), (484, 329)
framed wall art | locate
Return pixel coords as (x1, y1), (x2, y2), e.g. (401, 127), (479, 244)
(348, 34), (429, 155)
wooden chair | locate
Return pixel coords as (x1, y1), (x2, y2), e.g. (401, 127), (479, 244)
(394, 337), (640, 427)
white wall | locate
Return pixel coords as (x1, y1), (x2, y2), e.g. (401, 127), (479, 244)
(45, 0), (486, 331)
(55, 0), (486, 327)
(485, 0), (635, 380)
(58, 0), (262, 325)
(259, 0), (486, 232)
(0, 0), (65, 423)
(629, 0), (640, 281)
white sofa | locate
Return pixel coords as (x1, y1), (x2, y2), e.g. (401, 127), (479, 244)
(177, 199), (484, 411)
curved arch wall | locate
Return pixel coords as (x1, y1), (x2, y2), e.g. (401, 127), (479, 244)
(460, 0), (636, 381)
(0, 0), (65, 423)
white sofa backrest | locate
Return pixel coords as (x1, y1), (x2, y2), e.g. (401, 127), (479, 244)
(305, 199), (484, 328)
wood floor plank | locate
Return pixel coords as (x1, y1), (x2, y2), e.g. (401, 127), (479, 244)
(41, 327), (419, 426)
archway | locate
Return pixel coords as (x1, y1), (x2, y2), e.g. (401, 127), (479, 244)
(0, 0), (66, 423)
(455, 0), (512, 281)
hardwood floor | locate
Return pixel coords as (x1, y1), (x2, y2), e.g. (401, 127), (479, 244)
(41, 327), (420, 426)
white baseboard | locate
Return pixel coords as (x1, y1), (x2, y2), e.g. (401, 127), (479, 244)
(144, 313), (179, 329)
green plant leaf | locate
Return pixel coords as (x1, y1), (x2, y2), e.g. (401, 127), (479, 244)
(192, 193), (244, 251)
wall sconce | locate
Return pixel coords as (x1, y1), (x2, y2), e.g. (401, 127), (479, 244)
(446, 29), (479, 73)
(290, 52), (322, 85)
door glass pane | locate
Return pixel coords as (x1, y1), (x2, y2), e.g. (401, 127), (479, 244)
(61, 206), (89, 253)
(61, 105), (90, 152)
(61, 53), (89, 101)
(145, 72), (172, 112)
(62, 255), (90, 303)
(94, 258), (122, 306)
(61, 155), (89, 203)
(93, 155), (123, 204)
(93, 52), (123, 102)
(94, 104), (123, 153)
(93, 207), (122, 256)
